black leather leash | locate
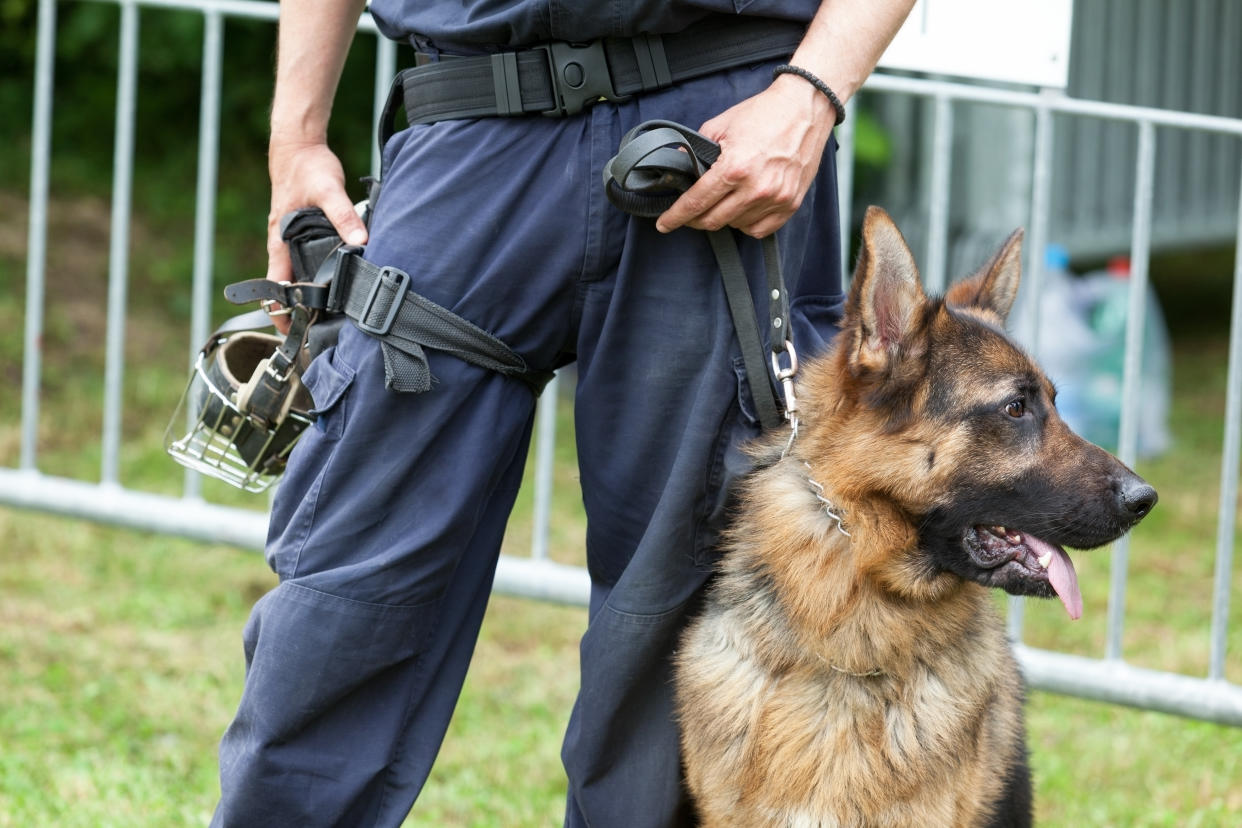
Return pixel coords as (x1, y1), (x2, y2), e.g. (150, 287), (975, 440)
(603, 120), (797, 431)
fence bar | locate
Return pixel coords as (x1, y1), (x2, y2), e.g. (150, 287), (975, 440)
(835, 114), (855, 282)
(21, 0), (57, 472)
(1017, 645), (1242, 727)
(184, 9), (224, 499)
(1025, 96), (1057, 340)
(495, 553), (590, 606)
(924, 95), (953, 294)
(101, 0), (140, 487)
(372, 34), (397, 178)
(80, 0), (277, 21)
(866, 73), (1242, 137)
(530, 376), (560, 561)
(1118, 121), (1157, 467)
(0, 468), (593, 605)
(1009, 95), (1057, 643)
(78, 0), (385, 34)
(1104, 120), (1157, 662)
(1210, 174), (1242, 680)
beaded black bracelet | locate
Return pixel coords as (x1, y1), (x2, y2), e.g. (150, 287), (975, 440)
(772, 64), (846, 126)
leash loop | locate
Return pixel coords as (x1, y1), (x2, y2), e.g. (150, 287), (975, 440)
(604, 120), (798, 431)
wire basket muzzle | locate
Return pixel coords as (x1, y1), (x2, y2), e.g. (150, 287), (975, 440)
(164, 332), (314, 492)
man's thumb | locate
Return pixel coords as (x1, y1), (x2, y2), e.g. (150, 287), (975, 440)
(324, 195), (368, 247)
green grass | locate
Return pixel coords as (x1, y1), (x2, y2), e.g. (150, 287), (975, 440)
(2, 192), (1241, 825)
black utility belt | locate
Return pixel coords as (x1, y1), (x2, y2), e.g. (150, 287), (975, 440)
(380, 16), (806, 136)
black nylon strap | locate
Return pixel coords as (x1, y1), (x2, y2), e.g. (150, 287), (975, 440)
(220, 263), (551, 396)
(221, 204), (554, 400)
(381, 16), (804, 138)
(322, 247), (554, 395)
(602, 120), (791, 430)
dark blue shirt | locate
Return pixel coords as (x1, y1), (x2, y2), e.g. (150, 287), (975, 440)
(370, 0), (820, 49)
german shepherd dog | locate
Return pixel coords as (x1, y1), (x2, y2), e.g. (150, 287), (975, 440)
(675, 207), (1157, 827)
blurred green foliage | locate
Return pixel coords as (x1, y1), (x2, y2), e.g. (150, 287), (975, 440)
(0, 0), (387, 327)
(0, 0), (379, 213)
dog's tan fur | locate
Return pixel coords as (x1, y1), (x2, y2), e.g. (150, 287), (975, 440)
(676, 208), (1152, 826)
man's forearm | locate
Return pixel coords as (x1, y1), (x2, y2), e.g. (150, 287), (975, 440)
(269, 0), (369, 145)
(790, 0), (916, 116)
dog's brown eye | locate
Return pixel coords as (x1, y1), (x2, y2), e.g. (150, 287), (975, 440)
(1005, 398), (1026, 418)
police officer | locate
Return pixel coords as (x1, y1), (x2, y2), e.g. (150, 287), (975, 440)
(213, 1), (915, 825)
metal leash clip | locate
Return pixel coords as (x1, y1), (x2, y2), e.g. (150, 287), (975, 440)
(771, 340), (799, 423)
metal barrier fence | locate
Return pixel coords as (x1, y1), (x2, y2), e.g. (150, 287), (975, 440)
(6, 0), (1241, 727)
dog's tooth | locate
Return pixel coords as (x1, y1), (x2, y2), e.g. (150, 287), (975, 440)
(1037, 550), (1053, 569)
(1008, 532), (1024, 545)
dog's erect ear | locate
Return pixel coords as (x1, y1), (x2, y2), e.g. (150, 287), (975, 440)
(847, 207), (926, 372)
(945, 229), (1023, 323)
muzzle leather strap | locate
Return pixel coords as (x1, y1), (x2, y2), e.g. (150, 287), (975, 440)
(603, 120), (792, 430)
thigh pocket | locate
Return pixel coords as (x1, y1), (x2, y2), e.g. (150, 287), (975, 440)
(302, 345), (356, 440)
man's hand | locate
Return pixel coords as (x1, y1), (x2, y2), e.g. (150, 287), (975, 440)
(656, 0), (915, 240)
(654, 74), (834, 239)
(263, 141), (367, 333)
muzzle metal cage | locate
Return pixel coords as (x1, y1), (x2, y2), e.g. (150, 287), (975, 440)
(164, 330), (314, 493)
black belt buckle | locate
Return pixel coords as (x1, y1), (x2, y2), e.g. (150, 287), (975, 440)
(537, 40), (629, 117)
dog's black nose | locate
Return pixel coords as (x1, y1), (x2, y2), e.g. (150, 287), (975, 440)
(1120, 479), (1158, 519)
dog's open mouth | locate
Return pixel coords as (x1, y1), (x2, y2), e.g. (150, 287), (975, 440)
(964, 525), (1083, 620)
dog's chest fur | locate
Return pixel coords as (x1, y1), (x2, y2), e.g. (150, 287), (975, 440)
(676, 463), (1026, 827)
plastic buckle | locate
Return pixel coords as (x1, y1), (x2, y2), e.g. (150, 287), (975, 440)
(355, 266), (410, 337)
(537, 41), (629, 117)
(320, 243), (365, 313)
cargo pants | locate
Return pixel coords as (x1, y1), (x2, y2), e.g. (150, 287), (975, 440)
(213, 60), (843, 827)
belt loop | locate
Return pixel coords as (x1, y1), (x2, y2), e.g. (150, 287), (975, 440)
(491, 52), (524, 116)
(632, 34), (672, 91)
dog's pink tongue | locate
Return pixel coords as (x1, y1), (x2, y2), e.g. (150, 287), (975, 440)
(1027, 535), (1082, 620)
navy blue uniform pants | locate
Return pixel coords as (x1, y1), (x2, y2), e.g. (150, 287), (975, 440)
(214, 62), (843, 827)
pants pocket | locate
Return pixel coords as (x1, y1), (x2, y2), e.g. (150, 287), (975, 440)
(302, 345), (357, 440)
